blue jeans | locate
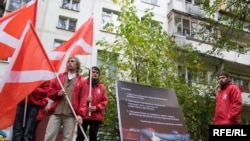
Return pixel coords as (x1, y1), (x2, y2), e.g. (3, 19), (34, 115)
(12, 103), (39, 141)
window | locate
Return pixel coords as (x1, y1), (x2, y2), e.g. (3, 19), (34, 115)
(68, 20), (77, 31)
(174, 14), (182, 35)
(198, 22), (212, 42)
(171, 13), (213, 43)
(54, 39), (64, 48)
(71, 0), (80, 10)
(57, 16), (77, 31)
(178, 66), (207, 85)
(8, 0), (31, 11)
(191, 19), (198, 38)
(58, 17), (67, 29)
(231, 77), (250, 93)
(173, 14), (190, 37)
(101, 8), (119, 33)
(62, 0), (80, 11)
(141, 0), (158, 5)
(183, 19), (190, 37)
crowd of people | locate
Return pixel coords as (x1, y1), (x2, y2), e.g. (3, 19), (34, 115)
(10, 56), (243, 141)
(12, 56), (108, 141)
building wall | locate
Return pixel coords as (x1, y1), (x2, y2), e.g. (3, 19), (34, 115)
(1, 0), (250, 139)
(1, 0), (249, 98)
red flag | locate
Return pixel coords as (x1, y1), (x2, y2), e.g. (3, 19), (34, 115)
(0, 0), (37, 59)
(0, 22), (56, 129)
(49, 16), (94, 73)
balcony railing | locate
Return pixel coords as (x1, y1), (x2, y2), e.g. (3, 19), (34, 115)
(167, 0), (205, 17)
(185, 3), (205, 17)
(173, 34), (187, 47)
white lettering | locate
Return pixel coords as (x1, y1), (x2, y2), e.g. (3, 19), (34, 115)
(213, 128), (247, 136)
(225, 129), (232, 136)
(213, 129), (220, 136)
(220, 129), (225, 136)
(235, 129), (247, 136)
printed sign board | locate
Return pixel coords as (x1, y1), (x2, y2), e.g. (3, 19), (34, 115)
(116, 80), (190, 141)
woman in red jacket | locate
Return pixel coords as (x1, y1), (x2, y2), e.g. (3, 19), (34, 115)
(213, 72), (242, 125)
(76, 66), (108, 141)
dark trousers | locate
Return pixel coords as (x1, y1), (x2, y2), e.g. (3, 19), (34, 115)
(76, 119), (101, 141)
(12, 103), (39, 141)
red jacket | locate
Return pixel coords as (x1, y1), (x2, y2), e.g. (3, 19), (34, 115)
(19, 81), (50, 121)
(83, 79), (108, 121)
(213, 83), (242, 125)
(47, 72), (87, 117)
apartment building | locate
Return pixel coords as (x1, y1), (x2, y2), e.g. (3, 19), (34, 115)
(0, 0), (249, 122)
(167, 0), (250, 124)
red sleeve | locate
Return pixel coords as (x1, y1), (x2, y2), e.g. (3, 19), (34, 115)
(77, 78), (88, 117)
(96, 84), (108, 111)
(228, 85), (242, 121)
(47, 74), (64, 100)
(30, 81), (50, 99)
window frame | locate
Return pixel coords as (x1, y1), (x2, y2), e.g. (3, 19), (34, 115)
(100, 8), (119, 33)
(61, 0), (80, 11)
(57, 16), (77, 31)
(171, 13), (213, 43)
(8, 0), (31, 11)
(231, 77), (250, 93)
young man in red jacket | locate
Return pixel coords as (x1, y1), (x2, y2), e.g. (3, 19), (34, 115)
(76, 66), (108, 141)
(213, 72), (242, 125)
(12, 81), (50, 141)
(44, 56), (86, 141)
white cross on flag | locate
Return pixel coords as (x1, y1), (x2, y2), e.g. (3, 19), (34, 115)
(0, 22), (56, 129)
(49, 16), (94, 73)
(0, 0), (37, 59)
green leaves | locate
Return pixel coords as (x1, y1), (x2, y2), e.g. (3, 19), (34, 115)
(97, 0), (217, 140)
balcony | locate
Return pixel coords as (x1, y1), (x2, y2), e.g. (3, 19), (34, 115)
(185, 3), (205, 17)
(173, 34), (187, 47)
(167, 0), (205, 18)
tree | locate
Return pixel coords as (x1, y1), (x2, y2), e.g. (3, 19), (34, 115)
(97, 0), (216, 140)
(201, 0), (250, 55)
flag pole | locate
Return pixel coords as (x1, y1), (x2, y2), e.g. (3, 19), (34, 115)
(29, 21), (88, 139)
(55, 73), (89, 141)
(88, 14), (94, 117)
(22, 97), (28, 127)
(88, 59), (93, 116)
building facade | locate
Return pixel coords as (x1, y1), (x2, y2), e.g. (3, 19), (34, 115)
(0, 0), (249, 122)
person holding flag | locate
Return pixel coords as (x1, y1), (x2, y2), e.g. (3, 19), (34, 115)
(44, 56), (87, 141)
(12, 81), (50, 141)
(76, 66), (108, 141)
